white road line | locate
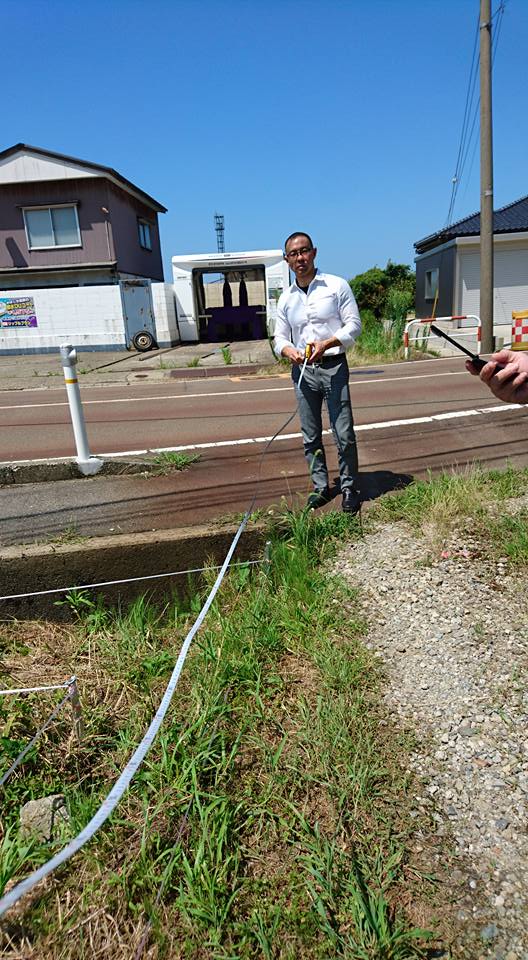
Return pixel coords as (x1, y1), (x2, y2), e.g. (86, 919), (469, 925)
(0, 370), (469, 411)
(2, 402), (522, 467)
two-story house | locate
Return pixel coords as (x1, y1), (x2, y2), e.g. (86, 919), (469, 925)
(0, 143), (171, 352)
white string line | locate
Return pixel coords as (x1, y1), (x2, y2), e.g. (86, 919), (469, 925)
(0, 689), (73, 789)
(0, 356), (310, 918)
(0, 677), (74, 697)
(0, 559), (263, 603)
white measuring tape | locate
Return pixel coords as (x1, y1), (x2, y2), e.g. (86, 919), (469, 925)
(0, 354), (310, 917)
(0, 516), (247, 915)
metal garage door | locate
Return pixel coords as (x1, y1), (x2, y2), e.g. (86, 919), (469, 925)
(458, 245), (528, 327)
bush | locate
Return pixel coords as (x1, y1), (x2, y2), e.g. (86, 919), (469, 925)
(349, 267), (387, 319)
(349, 261), (415, 321)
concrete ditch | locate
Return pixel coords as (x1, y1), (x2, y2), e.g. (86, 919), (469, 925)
(0, 523), (266, 620)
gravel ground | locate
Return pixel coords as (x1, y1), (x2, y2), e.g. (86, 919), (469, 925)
(333, 513), (528, 960)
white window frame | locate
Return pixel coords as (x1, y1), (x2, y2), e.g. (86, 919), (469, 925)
(425, 267), (439, 300)
(138, 219), (153, 251)
(23, 204), (81, 250)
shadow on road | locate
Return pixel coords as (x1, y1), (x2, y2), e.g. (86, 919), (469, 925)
(359, 469), (414, 503)
(324, 469), (414, 507)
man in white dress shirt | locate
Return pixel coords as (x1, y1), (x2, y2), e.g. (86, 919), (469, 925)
(274, 231), (362, 513)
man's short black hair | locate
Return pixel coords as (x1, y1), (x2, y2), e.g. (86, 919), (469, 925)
(284, 231), (314, 252)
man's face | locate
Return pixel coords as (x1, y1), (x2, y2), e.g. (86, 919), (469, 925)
(284, 235), (317, 284)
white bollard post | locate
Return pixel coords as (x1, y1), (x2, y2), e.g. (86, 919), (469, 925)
(59, 345), (103, 476)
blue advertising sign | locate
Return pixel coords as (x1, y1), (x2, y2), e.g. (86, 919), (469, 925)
(0, 296), (38, 328)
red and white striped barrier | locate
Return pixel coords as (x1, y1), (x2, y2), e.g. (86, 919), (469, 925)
(403, 315), (481, 360)
(511, 311), (528, 351)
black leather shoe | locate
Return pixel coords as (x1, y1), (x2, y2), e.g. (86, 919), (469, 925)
(306, 488), (331, 510)
(342, 489), (361, 514)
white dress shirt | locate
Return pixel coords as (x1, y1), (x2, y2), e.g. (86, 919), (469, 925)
(273, 270), (362, 357)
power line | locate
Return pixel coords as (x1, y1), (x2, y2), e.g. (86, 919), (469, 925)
(459, 2), (505, 209)
(445, 1), (506, 227)
(446, 11), (480, 226)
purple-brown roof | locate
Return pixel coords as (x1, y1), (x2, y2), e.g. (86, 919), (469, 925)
(0, 143), (167, 213)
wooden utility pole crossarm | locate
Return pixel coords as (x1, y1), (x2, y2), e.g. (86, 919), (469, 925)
(480, 0), (494, 353)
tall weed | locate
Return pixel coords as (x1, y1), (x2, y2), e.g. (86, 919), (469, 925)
(1, 509), (431, 958)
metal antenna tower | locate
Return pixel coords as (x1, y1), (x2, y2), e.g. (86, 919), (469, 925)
(214, 213), (225, 253)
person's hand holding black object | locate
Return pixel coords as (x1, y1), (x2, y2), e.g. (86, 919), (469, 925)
(466, 349), (528, 405)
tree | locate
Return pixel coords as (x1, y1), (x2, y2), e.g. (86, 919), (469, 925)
(349, 267), (387, 319)
(349, 261), (415, 319)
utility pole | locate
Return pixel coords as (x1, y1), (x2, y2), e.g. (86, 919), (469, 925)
(480, 0), (494, 353)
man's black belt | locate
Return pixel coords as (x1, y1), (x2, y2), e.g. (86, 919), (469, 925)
(309, 353), (347, 366)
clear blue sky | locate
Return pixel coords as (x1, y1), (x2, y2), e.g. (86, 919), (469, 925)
(3, 0), (526, 281)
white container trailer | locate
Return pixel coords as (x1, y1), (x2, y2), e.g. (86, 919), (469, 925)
(172, 249), (289, 343)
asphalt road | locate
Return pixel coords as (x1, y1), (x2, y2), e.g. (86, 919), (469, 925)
(1, 357), (528, 545)
(0, 357), (523, 460)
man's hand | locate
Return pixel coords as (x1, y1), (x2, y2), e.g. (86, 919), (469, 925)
(281, 346), (304, 365)
(466, 349), (528, 404)
(308, 337), (341, 363)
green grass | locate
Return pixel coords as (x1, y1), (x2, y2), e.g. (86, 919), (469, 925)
(487, 511), (528, 564)
(150, 451), (201, 474)
(0, 509), (432, 959)
(366, 463), (528, 571)
(4, 470), (527, 956)
(186, 356), (201, 368)
(351, 310), (407, 364)
(220, 345), (233, 365)
(47, 522), (87, 545)
(345, 308), (431, 366)
(372, 463), (528, 528)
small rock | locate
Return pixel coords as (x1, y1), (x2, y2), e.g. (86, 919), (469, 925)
(480, 923), (498, 941)
(495, 818), (510, 831)
(459, 725), (477, 737)
(20, 794), (70, 842)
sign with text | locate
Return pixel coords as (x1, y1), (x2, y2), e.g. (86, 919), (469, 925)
(0, 296), (38, 328)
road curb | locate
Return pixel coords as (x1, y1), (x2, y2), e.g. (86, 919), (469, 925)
(167, 362), (278, 380)
(0, 459), (161, 485)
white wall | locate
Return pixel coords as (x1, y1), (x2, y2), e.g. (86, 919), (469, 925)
(151, 282), (180, 345)
(0, 285), (125, 353)
(457, 239), (528, 329)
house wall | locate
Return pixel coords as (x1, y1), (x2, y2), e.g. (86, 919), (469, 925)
(106, 182), (163, 281)
(0, 177), (163, 283)
(415, 245), (456, 318)
(0, 282), (177, 354)
(0, 284), (125, 354)
(0, 178), (114, 272)
(455, 238), (528, 328)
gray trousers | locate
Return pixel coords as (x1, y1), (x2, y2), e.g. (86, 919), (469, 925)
(292, 355), (359, 493)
